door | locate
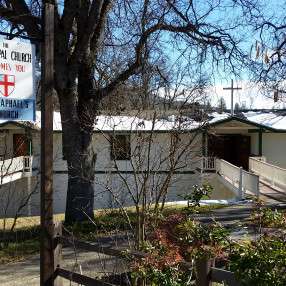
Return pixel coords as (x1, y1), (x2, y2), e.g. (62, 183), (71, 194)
(208, 134), (225, 158)
(208, 134), (250, 169)
(13, 134), (29, 157)
(235, 135), (250, 170)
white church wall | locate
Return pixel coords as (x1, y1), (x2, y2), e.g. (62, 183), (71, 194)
(250, 133), (259, 155)
(0, 130), (203, 217)
(262, 133), (286, 168)
(0, 127), (228, 218)
(0, 176), (39, 218)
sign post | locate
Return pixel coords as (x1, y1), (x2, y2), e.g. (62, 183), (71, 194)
(40, 2), (55, 286)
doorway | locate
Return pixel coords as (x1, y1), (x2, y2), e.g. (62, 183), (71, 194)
(208, 134), (250, 169)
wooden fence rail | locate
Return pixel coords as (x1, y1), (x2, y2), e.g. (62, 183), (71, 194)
(59, 235), (147, 259)
(55, 268), (115, 286)
(195, 258), (241, 286)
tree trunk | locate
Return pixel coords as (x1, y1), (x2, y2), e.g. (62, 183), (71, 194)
(59, 81), (97, 223)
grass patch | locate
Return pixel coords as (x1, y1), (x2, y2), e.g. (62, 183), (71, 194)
(66, 210), (137, 240)
(0, 213), (64, 230)
(0, 239), (39, 264)
(0, 203), (228, 230)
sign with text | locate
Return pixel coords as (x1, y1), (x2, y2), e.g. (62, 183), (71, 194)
(0, 38), (35, 121)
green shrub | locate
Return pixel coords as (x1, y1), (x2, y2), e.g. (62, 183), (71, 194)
(0, 239), (40, 264)
(229, 235), (286, 286)
(181, 184), (213, 208)
(251, 208), (286, 228)
(176, 219), (229, 259)
(131, 264), (190, 286)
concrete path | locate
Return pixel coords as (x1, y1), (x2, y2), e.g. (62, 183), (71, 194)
(0, 247), (129, 286)
(259, 182), (286, 203)
(194, 202), (286, 240)
(0, 234), (132, 286)
(195, 202), (286, 224)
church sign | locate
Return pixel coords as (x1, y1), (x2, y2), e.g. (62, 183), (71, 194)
(0, 38), (35, 121)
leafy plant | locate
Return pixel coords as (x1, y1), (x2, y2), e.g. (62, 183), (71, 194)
(181, 184), (213, 208)
(176, 219), (229, 259)
(131, 264), (190, 286)
(229, 235), (286, 286)
(251, 207), (286, 228)
(0, 239), (40, 264)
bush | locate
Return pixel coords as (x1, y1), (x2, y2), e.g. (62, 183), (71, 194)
(66, 210), (136, 239)
(176, 219), (229, 259)
(251, 208), (286, 228)
(131, 264), (190, 286)
(229, 235), (286, 286)
(181, 184), (213, 208)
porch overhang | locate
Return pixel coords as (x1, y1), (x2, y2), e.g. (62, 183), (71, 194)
(205, 116), (277, 133)
(0, 121), (39, 131)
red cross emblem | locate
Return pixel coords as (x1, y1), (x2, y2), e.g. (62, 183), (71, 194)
(0, 74), (15, 97)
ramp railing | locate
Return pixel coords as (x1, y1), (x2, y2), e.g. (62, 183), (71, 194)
(249, 157), (286, 189)
(216, 159), (260, 199)
(0, 156), (33, 184)
(200, 156), (216, 171)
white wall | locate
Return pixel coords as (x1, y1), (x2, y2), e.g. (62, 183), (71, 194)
(250, 133), (259, 156)
(0, 130), (206, 217)
(1, 127), (246, 217)
(262, 133), (286, 168)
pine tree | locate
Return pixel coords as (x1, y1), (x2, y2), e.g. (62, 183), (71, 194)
(218, 97), (227, 113)
(234, 102), (240, 113)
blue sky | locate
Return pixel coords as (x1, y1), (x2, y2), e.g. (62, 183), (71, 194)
(2, 0), (286, 109)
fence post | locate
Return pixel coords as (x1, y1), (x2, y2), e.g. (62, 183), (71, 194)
(54, 222), (63, 286)
(256, 176), (260, 199)
(195, 258), (214, 286)
(238, 167), (243, 200)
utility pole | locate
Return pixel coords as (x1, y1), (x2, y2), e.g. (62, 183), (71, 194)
(223, 79), (242, 116)
(40, 2), (55, 286)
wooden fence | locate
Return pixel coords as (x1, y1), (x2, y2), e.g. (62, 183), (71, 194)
(195, 258), (241, 286)
(53, 223), (241, 286)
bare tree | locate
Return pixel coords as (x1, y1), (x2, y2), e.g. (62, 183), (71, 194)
(245, 1), (286, 101)
(99, 82), (206, 248)
(0, 0), (245, 222)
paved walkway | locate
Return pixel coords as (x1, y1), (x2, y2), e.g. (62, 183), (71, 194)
(259, 182), (286, 203)
(195, 202), (286, 224)
(0, 236), (131, 286)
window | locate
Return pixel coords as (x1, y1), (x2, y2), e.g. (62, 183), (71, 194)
(110, 134), (131, 160)
(13, 134), (32, 157)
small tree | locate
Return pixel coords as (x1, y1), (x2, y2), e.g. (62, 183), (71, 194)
(218, 97), (227, 113)
(234, 102), (240, 113)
